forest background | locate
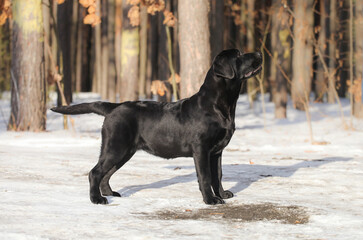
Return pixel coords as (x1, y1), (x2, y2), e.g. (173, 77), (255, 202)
(0, 0), (362, 132)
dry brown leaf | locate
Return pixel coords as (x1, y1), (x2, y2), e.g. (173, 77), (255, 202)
(78, 0), (100, 26)
(234, 15), (242, 26)
(0, 13), (7, 25)
(168, 74), (180, 84)
(312, 141), (330, 145)
(141, 0), (155, 6)
(127, 0), (140, 5)
(151, 80), (167, 96)
(304, 150), (318, 153)
(79, 0), (95, 8)
(87, 5), (96, 14)
(348, 78), (362, 102)
(83, 13), (101, 27)
(0, 0), (11, 25)
(231, 3), (240, 11)
(128, 5), (140, 26)
(47, 71), (62, 85)
(147, 0), (165, 15)
(163, 10), (177, 27)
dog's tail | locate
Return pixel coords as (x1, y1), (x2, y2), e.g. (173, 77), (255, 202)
(51, 101), (120, 116)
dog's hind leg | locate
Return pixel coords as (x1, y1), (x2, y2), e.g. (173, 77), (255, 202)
(89, 157), (116, 204)
(99, 166), (120, 197)
(89, 118), (138, 204)
(100, 149), (136, 197)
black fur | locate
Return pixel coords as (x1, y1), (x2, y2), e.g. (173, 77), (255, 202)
(51, 49), (262, 205)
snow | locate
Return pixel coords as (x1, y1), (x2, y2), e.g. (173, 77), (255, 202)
(0, 92), (362, 239)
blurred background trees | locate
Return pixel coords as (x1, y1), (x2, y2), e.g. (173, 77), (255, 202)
(0, 0), (362, 131)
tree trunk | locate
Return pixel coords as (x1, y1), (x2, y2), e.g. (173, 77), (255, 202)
(108, 0), (117, 102)
(93, 0), (102, 94)
(147, 14), (159, 99)
(115, 0), (122, 100)
(157, 11), (170, 102)
(315, 0), (329, 102)
(353, 0), (363, 118)
(337, 0), (349, 98)
(246, 0), (257, 106)
(57, 0), (73, 105)
(179, 0), (210, 98)
(291, 0), (314, 110)
(172, 0), (180, 76)
(270, 0), (289, 119)
(71, 0), (78, 92)
(100, 0), (109, 99)
(119, 0), (139, 102)
(0, 21), (11, 92)
(8, 0), (46, 131)
(139, 5), (148, 100)
(210, 0), (224, 60)
(327, 0), (337, 103)
(75, 5), (83, 93)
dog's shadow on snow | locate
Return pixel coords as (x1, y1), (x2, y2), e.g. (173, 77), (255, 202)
(117, 157), (351, 198)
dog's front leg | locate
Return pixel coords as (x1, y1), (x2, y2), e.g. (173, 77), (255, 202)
(193, 149), (225, 205)
(210, 153), (234, 199)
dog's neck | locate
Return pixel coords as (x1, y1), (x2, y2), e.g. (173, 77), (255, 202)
(196, 69), (242, 121)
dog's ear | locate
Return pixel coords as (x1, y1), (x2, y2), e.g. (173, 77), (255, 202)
(212, 57), (235, 79)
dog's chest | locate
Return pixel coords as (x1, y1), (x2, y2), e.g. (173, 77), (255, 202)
(211, 122), (235, 153)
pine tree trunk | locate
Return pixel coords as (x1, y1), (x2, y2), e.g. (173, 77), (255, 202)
(75, 5), (83, 93)
(327, 0), (337, 103)
(246, 0), (257, 106)
(139, 6), (148, 100)
(147, 14), (159, 98)
(115, 0), (122, 99)
(119, 0), (139, 102)
(100, 0), (109, 99)
(0, 21), (11, 92)
(42, 1), (50, 94)
(270, 0), (289, 119)
(93, 0), (102, 94)
(210, 0), (224, 60)
(179, 0), (210, 98)
(337, 0), (349, 97)
(172, 0), (180, 77)
(157, 12), (170, 102)
(107, 0), (117, 102)
(353, 0), (363, 118)
(8, 0), (46, 131)
(57, 0), (73, 104)
(292, 0), (314, 110)
(315, 0), (328, 102)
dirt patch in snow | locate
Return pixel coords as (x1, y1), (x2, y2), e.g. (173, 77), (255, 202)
(150, 203), (309, 224)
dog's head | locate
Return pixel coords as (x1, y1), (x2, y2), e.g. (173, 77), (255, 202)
(212, 49), (262, 81)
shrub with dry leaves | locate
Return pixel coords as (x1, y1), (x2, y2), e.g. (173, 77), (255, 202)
(0, 0), (11, 25)
(127, 0), (174, 27)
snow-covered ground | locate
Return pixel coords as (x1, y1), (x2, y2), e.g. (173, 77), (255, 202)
(0, 93), (362, 239)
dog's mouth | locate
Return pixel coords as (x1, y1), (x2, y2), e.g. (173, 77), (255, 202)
(243, 64), (262, 78)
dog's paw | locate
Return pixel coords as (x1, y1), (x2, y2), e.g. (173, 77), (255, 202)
(204, 196), (225, 205)
(90, 196), (108, 205)
(112, 191), (121, 197)
(220, 190), (234, 199)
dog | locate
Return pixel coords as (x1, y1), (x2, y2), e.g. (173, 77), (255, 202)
(51, 49), (262, 205)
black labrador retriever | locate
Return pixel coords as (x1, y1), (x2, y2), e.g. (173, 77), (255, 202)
(52, 49), (262, 205)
